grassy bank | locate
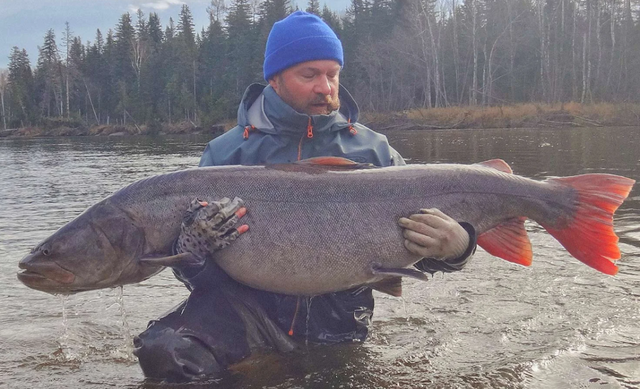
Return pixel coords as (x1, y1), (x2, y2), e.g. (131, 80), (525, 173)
(363, 102), (640, 131)
(2, 102), (639, 138)
(0, 121), (227, 138)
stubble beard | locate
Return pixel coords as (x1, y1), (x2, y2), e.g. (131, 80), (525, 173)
(276, 77), (341, 115)
(309, 94), (341, 115)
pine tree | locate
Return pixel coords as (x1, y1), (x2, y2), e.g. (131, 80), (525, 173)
(321, 5), (342, 34)
(199, 16), (231, 124)
(148, 13), (163, 52)
(172, 5), (198, 122)
(7, 47), (35, 126)
(306, 0), (320, 14)
(226, 0), (261, 93)
(67, 36), (85, 118)
(113, 13), (136, 83)
(177, 5), (196, 50)
(84, 29), (107, 124)
(258, 0), (291, 72)
(35, 29), (63, 117)
(113, 13), (137, 124)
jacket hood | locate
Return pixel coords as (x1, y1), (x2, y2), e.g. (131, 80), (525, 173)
(236, 83), (360, 136)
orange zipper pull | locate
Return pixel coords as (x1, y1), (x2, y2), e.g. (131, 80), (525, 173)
(307, 117), (313, 139)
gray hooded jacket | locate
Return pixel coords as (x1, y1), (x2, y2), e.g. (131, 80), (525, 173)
(199, 83), (404, 167)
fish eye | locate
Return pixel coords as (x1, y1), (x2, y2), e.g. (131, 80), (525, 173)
(42, 248), (50, 256)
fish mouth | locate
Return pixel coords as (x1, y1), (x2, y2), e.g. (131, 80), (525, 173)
(17, 256), (76, 293)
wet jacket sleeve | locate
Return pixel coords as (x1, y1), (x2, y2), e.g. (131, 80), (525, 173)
(413, 222), (477, 274)
(172, 260), (237, 292)
(170, 234), (236, 291)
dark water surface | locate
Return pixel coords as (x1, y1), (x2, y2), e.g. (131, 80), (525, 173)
(1, 127), (639, 388)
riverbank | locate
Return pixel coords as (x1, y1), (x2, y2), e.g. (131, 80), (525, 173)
(0, 121), (227, 138)
(362, 102), (640, 131)
(2, 102), (639, 138)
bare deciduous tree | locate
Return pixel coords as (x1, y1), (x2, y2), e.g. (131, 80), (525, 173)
(0, 69), (7, 130)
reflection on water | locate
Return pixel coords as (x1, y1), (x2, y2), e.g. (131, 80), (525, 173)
(1, 128), (639, 388)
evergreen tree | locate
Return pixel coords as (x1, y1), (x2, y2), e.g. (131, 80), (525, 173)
(226, 0), (261, 94)
(113, 14), (136, 83)
(35, 29), (63, 117)
(139, 13), (164, 124)
(257, 0), (291, 73)
(321, 5), (342, 34)
(199, 16), (231, 123)
(113, 13), (136, 124)
(306, 0), (321, 14)
(84, 29), (107, 124)
(177, 5), (196, 49)
(67, 36), (85, 118)
(148, 13), (163, 52)
(100, 29), (118, 124)
(174, 4), (198, 122)
(7, 47), (35, 126)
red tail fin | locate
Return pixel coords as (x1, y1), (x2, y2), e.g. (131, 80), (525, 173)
(541, 174), (634, 275)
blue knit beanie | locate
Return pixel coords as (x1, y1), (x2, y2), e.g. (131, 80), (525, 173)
(263, 11), (343, 81)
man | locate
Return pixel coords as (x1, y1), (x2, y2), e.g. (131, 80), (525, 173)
(133, 11), (476, 382)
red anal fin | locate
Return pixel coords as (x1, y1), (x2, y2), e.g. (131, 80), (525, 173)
(541, 174), (635, 275)
(477, 217), (533, 266)
(475, 159), (513, 174)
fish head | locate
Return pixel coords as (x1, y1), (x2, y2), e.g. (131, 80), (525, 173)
(17, 201), (164, 294)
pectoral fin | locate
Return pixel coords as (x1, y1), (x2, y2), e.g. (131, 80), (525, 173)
(372, 267), (430, 281)
(369, 267), (430, 297)
(139, 252), (201, 267)
(369, 277), (403, 297)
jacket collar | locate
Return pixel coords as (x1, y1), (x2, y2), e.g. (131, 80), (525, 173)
(237, 83), (360, 136)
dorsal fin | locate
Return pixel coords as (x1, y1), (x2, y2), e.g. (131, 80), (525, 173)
(475, 159), (513, 174)
(268, 157), (375, 173)
(299, 156), (361, 166)
(298, 157), (375, 170)
(477, 217), (532, 266)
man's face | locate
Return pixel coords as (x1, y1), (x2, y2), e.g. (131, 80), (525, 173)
(269, 60), (341, 116)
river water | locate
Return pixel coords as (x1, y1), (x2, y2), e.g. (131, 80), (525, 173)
(1, 127), (639, 388)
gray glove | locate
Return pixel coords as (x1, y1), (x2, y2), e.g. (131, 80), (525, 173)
(173, 197), (249, 268)
(398, 208), (470, 260)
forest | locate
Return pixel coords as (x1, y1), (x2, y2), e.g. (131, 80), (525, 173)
(1, 0), (640, 132)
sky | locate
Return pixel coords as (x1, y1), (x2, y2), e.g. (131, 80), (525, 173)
(0, 0), (350, 70)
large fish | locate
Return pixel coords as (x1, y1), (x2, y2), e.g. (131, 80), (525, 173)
(17, 157), (634, 296)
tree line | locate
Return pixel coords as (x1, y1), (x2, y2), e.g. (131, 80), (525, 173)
(1, 0), (640, 130)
